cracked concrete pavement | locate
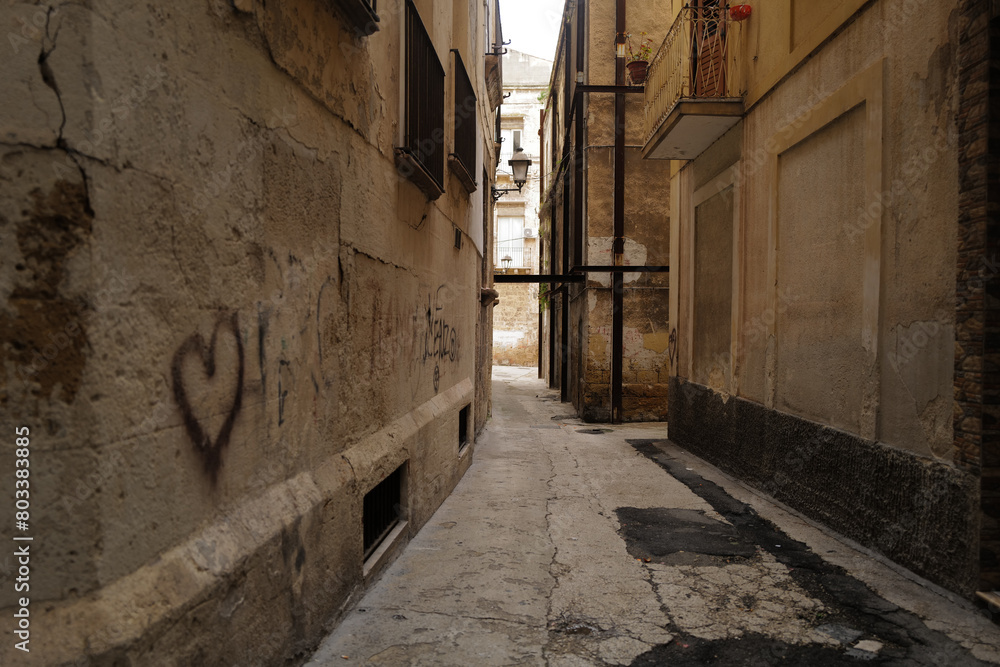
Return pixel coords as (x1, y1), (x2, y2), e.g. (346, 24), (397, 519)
(304, 367), (1000, 666)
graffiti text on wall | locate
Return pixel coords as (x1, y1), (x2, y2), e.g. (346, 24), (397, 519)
(421, 286), (459, 393)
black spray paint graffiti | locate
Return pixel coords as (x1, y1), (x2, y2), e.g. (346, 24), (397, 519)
(421, 286), (460, 393)
(171, 311), (245, 482)
(278, 359), (291, 426)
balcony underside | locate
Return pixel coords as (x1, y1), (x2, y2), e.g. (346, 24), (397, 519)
(643, 98), (744, 160)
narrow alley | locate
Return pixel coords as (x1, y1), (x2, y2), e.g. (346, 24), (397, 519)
(306, 368), (1000, 666)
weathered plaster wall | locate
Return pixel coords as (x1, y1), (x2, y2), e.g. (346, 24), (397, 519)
(0, 0), (497, 662)
(667, 0), (977, 594)
(692, 186), (733, 392)
(774, 104), (868, 434)
(739, 0), (958, 455)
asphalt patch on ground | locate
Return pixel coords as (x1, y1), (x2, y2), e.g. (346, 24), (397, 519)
(630, 632), (881, 666)
(616, 507), (757, 565)
(626, 439), (989, 666)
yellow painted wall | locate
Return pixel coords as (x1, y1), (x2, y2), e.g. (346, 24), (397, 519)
(670, 0), (959, 457)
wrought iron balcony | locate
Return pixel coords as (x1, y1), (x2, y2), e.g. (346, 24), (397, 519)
(642, 4), (745, 160)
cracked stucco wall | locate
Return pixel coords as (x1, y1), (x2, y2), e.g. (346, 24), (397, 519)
(0, 0), (496, 662)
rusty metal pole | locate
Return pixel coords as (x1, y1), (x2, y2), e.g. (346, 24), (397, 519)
(574, 1), (586, 269)
(561, 167), (570, 401)
(538, 110), (546, 379)
(611, 0), (626, 423)
(559, 16), (573, 403)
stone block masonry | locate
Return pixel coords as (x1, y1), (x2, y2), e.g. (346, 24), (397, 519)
(493, 282), (539, 367)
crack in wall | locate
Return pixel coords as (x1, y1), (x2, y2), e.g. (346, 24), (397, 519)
(343, 245), (422, 282)
(38, 6), (65, 144)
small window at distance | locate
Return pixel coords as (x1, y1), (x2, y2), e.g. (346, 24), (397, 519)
(459, 404), (470, 451)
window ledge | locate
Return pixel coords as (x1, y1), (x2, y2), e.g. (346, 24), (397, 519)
(395, 149), (444, 201)
(331, 0), (380, 36)
(448, 155), (478, 194)
(362, 520), (408, 580)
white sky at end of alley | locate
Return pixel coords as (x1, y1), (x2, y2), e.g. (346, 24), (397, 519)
(499, 0), (564, 62)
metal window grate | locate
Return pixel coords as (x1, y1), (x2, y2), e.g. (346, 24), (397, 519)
(363, 464), (404, 560)
(331, 0), (380, 36)
(452, 51), (477, 177)
(403, 0), (445, 189)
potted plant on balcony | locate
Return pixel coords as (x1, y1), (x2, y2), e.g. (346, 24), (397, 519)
(626, 32), (654, 85)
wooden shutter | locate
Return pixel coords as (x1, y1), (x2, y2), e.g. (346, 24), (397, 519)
(691, 0), (726, 97)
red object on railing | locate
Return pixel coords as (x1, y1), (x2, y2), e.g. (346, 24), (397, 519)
(729, 4), (752, 21)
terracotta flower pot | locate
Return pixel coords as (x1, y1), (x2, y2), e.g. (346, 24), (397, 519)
(627, 60), (649, 85)
(730, 4), (752, 21)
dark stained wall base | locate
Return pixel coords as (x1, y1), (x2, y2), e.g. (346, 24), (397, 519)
(578, 383), (669, 423)
(668, 377), (980, 597)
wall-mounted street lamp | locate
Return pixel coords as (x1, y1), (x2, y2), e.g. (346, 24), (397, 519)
(492, 149), (532, 202)
(501, 255), (513, 272)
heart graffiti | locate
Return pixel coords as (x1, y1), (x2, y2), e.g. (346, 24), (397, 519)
(171, 311), (245, 482)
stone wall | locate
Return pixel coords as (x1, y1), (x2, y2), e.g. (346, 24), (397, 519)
(493, 282), (539, 367)
(541, 0), (673, 422)
(0, 0), (498, 662)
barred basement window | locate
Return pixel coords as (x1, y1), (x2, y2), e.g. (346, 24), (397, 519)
(449, 50), (478, 193)
(459, 404), (470, 451)
(363, 464), (404, 560)
(395, 0), (445, 200)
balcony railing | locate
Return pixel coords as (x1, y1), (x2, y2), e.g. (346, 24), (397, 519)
(494, 245), (534, 270)
(643, 4), (744, 147)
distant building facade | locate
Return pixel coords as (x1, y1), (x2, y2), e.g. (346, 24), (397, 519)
(493, 49), (551, 368)
(539, 1), (674, 422)
(0, 0), (503, 662)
